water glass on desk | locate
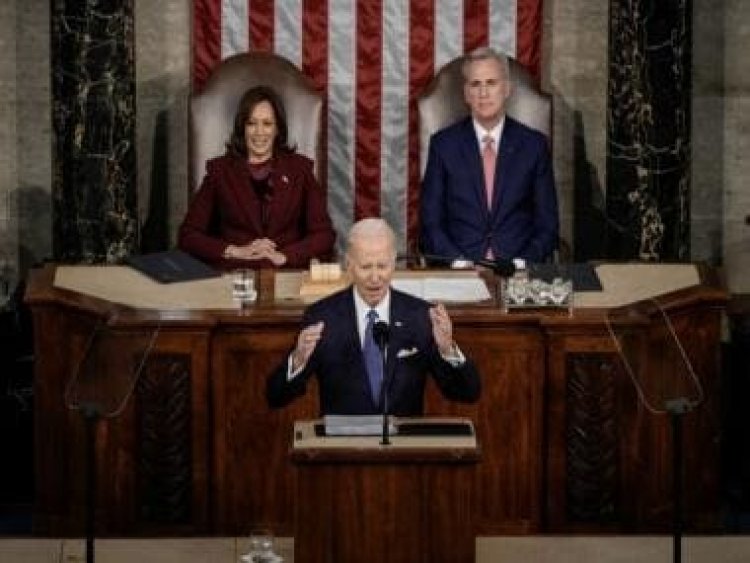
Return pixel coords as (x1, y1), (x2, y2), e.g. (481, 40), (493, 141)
(240, 530), (283, 562)
(232, 269), (257, 304)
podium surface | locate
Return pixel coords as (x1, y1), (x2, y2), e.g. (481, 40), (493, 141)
(290, 417), (480, 460)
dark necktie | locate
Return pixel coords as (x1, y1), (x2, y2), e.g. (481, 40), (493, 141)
(362, 309), (383, 403)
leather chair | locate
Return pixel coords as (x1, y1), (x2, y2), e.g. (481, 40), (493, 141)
(417, 56), (551, 179)
(189, 52), (323, 193)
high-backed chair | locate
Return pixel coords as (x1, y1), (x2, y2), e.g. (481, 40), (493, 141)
(190, 52), (323, 194)
(417, 56), (551, 179)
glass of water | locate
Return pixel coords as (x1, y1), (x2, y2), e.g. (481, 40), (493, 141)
(241, 530), (283, 562)
(549, 277), (573, 306)
(232, 269), (257, 304)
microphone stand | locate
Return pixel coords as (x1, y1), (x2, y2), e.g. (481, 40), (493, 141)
(81, 403), (102, 563)
(372, 321), (391, 446)
(65, 321), (160, 563)
(606, 301), (702, 563)
(665, 398), (694, 563)
(379, 343), (391, 446)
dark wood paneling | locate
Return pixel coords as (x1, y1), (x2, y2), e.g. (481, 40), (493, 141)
(294, 460), (476, 563)
(25, 265), (726, 536)
(432, 326), (545, 533)
(211, 326), (317, 535)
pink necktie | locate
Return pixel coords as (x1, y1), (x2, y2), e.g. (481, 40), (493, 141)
(482, 135), (496, 208)
(482, 135), (497, 259)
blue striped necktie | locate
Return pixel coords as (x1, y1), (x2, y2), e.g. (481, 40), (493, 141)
(362, 309), (383, 402)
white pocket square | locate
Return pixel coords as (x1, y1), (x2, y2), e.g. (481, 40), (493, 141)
(396, 347), (419, 359)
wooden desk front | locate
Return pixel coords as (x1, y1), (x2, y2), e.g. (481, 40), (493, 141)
(291, 419), (479, 563)
(24, 264), (727, 536)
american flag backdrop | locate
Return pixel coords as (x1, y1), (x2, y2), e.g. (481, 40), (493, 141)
(193, 0), (543, 255)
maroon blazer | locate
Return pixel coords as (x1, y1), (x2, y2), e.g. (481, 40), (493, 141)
(178, 152), (335, 269)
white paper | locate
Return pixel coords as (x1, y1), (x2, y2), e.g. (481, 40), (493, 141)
(323, 415), (396, 436)
(392, 276), (491, 302)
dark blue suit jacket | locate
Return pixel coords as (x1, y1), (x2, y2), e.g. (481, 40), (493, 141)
(266, 287), (481, 415)
(420, 116), (559, 263)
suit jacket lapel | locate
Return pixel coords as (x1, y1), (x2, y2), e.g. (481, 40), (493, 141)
(492, 117), (519, 221)
(384, 291), (414, 405)
(266, 155), (292, 233)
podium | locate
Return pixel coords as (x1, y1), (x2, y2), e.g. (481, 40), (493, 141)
(290, 418), (480, 563)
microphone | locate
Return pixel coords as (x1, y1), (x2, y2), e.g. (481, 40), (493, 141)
(473, 256), (517, 277)
(372, 320), (392, 445)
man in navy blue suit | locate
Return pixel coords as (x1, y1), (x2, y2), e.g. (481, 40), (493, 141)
(420, 47), (559, 264)
(266, 218), (481, 415)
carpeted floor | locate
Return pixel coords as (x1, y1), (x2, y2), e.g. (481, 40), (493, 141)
(1, 536), (750, 563)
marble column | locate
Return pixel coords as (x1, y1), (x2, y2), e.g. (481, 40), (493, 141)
(51, 0), (137, 263)
(606, 0), (692, 260)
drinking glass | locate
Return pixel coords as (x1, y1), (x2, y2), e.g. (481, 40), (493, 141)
(550, 278), (573, 306)
(241, 530), (282, 562)
(505, 277), (527, 306)
(232, 269), (257, 304)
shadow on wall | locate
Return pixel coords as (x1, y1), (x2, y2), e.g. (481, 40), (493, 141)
(571, 110), (608, 261)
(140, 108), (171, 253)
(12, 184), (53, 278)
(0, 290), (34, 528)
(0, 224), (35, 522)
(139, 78), (190, 255)
(690, 0), (725, 268)
(550, 86), (608, 262)
(724, 302), (750, 529)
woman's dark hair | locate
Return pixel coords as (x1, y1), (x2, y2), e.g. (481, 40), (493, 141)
(227, 85), (294, 157)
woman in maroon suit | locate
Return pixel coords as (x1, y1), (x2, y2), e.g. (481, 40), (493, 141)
(178, 86), (335, 269)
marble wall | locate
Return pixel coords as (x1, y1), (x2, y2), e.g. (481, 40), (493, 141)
(692, 0), (725, 268)
(606, 0), (692, 261)
(543, 0), (609, 260)
(1, 0), (52, 301)
(52, 0), (137, 263)
(720, 0), (750, 292)
(1, 0), (748, 293)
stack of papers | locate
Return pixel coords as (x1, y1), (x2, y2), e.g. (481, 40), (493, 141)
(323, 415), (396, 436)
(392, 276), (491, 302)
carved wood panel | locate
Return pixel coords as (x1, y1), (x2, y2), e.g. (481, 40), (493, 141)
(136, 354), (193, 525)
(565, 354), (619, 523)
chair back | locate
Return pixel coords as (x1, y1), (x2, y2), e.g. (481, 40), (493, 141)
(190, 52), (323, 192)
(417, 57), (551, 178)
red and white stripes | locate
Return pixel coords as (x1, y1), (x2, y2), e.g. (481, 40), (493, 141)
(193, 0), (542, 254)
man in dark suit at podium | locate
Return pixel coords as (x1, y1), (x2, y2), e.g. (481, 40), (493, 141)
(266, 217), (481, 415)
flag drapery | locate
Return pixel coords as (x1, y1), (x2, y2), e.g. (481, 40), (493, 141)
(192, 0), (543, 255)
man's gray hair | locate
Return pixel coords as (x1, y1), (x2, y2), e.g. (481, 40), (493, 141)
(461, 46), (511, 83)
(346, 217), (397, 258)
